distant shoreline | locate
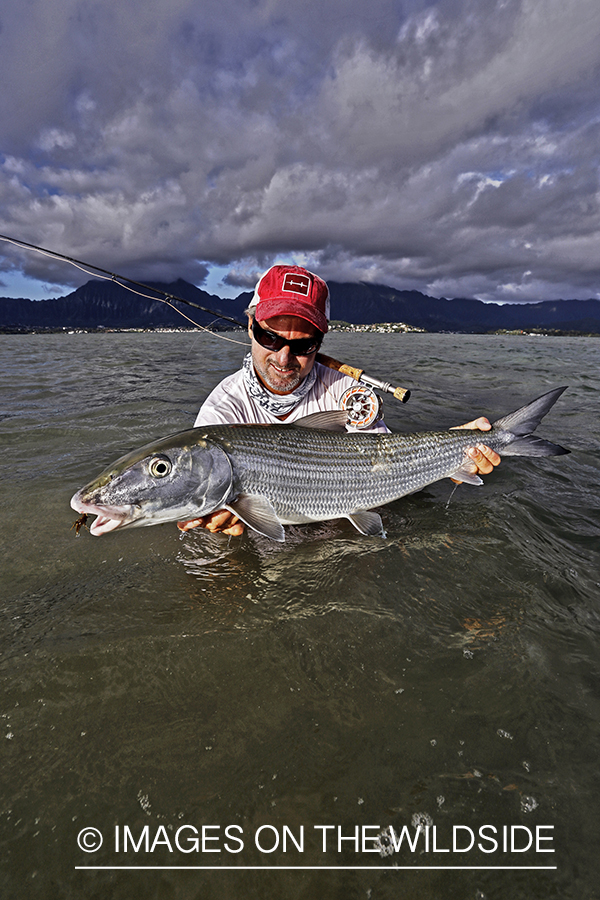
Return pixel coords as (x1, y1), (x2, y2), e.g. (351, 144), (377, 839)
(1, 324), (598, 337)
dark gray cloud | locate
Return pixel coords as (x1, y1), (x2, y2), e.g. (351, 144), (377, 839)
(1, 0), (599, 301)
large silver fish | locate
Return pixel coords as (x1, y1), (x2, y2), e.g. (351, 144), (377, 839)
(71, 387), (569, 541)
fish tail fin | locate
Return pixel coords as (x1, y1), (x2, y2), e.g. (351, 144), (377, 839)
(494, 386), (570, 457)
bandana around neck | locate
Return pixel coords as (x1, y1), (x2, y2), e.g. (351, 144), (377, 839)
(242, 352), (318, 417)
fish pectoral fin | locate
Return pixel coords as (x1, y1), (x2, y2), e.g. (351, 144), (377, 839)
(292, 411), (349, 431)
(226, 495), (285, 542)
(346, 510), (386, 538)
(449, 461), (484, 486)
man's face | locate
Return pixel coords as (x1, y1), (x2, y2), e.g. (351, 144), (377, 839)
(249, 315), (320, 394)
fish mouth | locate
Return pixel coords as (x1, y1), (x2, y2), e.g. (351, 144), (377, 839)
(70, 492), (132, 536)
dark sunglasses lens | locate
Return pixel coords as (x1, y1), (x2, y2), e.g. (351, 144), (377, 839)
(252, 322), (284, 350)
(292, 338), (320, 354)
(252, 321), (320, 355)
(252, 322), (285, 350)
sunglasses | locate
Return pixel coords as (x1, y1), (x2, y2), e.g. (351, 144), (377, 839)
(251, 319), (322, 356)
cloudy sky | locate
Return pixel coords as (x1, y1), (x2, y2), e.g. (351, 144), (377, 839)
(1, 0), (599, 302)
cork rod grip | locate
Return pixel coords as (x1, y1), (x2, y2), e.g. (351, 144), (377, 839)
(316, 353), (411, 403)
(393, 386), (411, 403)
(316, 353), (364, 382)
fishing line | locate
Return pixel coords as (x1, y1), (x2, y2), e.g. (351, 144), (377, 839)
(445, 482), (460, 508)
(0, 232), (413, 409)
(0, 233), (250, 347)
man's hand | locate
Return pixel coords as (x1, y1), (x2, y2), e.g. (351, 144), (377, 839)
(450, 417), (501, 482)
(177, 509), (245, 536)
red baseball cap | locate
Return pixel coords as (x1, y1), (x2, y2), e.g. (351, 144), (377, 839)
(249, 265), (330, 333)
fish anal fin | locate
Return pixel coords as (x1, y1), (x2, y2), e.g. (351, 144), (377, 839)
(346, 510), (386, 537)
(449, 462), (484, 486)
(293, 411), (349, 431)
(226, 495), (285, 542)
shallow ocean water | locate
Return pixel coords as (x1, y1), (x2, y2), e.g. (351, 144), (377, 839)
(1, 331), (599, 899)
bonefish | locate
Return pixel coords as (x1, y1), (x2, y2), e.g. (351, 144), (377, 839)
(71, 387), (569, 541)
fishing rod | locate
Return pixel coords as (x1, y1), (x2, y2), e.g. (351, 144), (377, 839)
(316, 353), (410, 428)
(317, 353), (410, 403)
(0, 233), (411, 426)
(0, 233), (245, 328)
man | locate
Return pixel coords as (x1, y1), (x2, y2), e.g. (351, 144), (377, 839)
(179, 265), (500, 536)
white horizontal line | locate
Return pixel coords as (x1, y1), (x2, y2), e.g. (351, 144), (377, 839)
(75, 865), (558, 871)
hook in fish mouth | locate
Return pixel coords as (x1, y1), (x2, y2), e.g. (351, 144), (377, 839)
(71, 513), (89, 536)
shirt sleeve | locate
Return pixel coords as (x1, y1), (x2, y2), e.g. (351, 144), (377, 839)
(194, 392), (244, 426)
(193, 373), (247, 426)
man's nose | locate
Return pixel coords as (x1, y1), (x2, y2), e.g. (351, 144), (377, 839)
(273, 345), (293, 365)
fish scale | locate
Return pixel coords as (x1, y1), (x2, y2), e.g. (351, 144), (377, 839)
(208, 425), (510, 522)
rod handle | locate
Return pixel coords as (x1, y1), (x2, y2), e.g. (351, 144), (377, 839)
(316, 353), (364, 382)
(316, 353), (411, 403)
(393, 386), (411, 403)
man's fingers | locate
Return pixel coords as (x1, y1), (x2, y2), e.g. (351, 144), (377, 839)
(451, 416), (491, 431)
(177, 517), (206, 532)
(177, 510), (244, 535)
(450, 441), (502, 483)
(221, 522), (245, 536)
(205, 512), (245, 535)
(467, 444), (501, 474)
(204, 509), (236, 531)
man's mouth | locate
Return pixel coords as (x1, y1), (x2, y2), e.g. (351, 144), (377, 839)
(268, 360), (299, 375)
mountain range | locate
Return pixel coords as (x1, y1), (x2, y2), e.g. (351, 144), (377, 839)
(2, 278), (600, 334)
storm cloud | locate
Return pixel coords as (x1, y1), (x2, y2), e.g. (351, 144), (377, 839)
(1, 0), (599, 301)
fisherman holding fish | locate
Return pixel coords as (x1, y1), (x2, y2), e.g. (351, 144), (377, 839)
(178, 265), (501, 537)
(71, 262), (566, 540)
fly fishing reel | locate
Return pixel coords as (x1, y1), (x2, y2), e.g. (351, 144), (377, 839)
(339, 384), (383, 429)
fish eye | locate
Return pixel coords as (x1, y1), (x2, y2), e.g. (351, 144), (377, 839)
(148, 456), (172, 478)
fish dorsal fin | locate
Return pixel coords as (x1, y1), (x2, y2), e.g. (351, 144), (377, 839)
(448, 461), (484, 486)
(292, 411), (349, 431)
(225, 494), (285, 542)
(346, 510), (386, 537)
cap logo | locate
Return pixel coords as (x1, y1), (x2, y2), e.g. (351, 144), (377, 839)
(282, 272), (310, 296)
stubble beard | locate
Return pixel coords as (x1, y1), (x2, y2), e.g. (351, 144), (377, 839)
(253, 355), (303, 393)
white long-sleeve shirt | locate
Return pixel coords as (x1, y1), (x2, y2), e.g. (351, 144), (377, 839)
(194, 360), (389, 432)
